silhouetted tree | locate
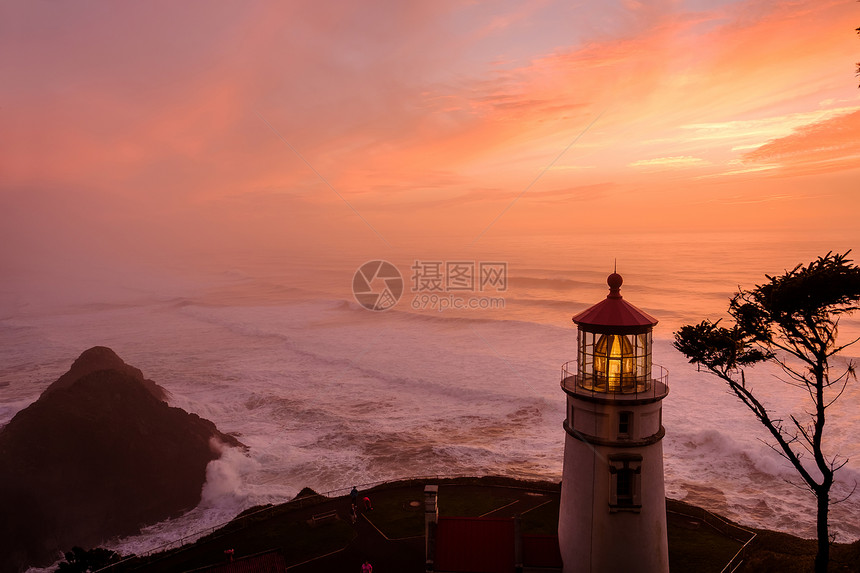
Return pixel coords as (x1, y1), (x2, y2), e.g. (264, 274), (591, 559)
(674, 252), (860, 573)
(55, 546), (120, 573)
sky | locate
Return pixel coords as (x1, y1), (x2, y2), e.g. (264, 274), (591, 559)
(1, 0), (859, 277)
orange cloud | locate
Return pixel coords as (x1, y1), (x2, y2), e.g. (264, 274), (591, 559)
(629, 156), (709, 169)
(2, 0), (859, 264)
(741, 110), (860, 174)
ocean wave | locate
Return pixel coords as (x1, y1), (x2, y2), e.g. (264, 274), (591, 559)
(7, 287), (860, 560)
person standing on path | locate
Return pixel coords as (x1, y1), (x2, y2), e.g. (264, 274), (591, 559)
(361, 560), (372, 573)
(350, 486), (359, 506)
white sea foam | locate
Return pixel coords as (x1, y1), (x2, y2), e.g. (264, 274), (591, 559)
(200, 441), (260, 509)
(6, 236), (860, 562)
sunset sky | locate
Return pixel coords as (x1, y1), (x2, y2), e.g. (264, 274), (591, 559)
(4, 2), (860, 550)
(2, 0), (859, 274)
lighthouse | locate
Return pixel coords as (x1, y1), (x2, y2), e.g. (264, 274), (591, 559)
(558, 272), (669, 573)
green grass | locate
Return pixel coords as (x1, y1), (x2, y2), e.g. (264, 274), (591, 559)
(738, 528), (860, 572)
(362, 485), (425, 539)
(109, 478), (842, 573)
(134, 506), (356, 572)
(668, 516), (743, 573)
(280, 519), (356, 563)
(438, 485), (517, 517)
(520, 498), (560, 535)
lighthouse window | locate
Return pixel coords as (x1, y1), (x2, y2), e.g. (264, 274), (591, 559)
(608, 454), (642, 511)
(618, 412), (632, 437)
(616, 469), (633, 505)
(576, 328), (653, 393)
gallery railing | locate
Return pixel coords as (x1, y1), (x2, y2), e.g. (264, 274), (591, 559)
(561, 361), (669, 400)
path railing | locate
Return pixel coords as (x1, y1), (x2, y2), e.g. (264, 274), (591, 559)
(666, 501), (757, 573)
(561, 361), (669, 400)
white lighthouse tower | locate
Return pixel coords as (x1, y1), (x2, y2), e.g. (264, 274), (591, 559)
(558, 272), (669, 573)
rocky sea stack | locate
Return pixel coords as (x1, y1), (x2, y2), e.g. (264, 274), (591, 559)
(0, 347), (242, 573)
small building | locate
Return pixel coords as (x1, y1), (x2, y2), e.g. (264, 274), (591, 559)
(425, 485), (563, 573)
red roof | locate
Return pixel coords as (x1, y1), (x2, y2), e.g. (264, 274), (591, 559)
(572, 273), (657, 333)
(435, 517), (516, 573)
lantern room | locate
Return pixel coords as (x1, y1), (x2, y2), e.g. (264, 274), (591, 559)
(571, 272), (658, 393)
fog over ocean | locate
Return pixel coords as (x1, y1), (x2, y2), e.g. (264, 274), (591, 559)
(2, 231), (859, 558)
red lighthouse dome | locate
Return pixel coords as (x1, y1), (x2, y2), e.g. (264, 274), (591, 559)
(572, 273), (657, 334)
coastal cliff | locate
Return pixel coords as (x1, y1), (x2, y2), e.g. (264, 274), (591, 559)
(0, 347), (242, 573)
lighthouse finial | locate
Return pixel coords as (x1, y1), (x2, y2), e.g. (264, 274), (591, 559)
(607, 264), (623, 298)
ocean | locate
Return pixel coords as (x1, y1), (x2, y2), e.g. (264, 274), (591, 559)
(1, 230), (859, 559)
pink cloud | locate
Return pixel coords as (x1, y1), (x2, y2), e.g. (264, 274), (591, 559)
(2, 0), (858, 262)
(742, 110), (860, 174)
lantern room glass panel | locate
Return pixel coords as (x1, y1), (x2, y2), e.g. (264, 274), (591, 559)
(577, 330), (653, 392)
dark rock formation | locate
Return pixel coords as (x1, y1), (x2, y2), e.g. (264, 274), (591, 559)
(0, 347), (243, 573)
(293, 487), (320, 500)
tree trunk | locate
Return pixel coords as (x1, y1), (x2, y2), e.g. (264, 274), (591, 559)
(814, 489), (829, 573)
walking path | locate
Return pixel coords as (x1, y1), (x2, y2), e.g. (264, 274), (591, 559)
(122, 477), (746, 573)
(287, 491), (425, 572)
